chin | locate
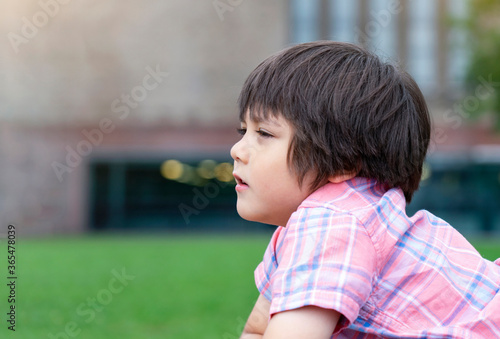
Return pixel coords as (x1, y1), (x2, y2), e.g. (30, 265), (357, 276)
(239, 212), (281, 227)
(237, 206), (267, 224)
(237, 210), (259, 223)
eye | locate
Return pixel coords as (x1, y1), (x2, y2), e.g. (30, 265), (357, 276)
(236, 128), (246, 136)
(257, 128), (273, 138)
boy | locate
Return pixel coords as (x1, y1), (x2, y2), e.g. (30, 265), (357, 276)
(231, 41), (500, 338)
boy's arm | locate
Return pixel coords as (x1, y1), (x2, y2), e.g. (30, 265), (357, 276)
(263, 306), (340, 339)
(241, 294), (340, 339)
(241, 294), (271, 338)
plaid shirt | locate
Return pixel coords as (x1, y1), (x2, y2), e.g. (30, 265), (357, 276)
(255, 177), (500, 338)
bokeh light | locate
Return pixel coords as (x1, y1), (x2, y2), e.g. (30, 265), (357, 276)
(214, 162), (234, 182)
(197, 159), (217, 179)
(421, 163), (432, 182)
(161, 159), (183, 180)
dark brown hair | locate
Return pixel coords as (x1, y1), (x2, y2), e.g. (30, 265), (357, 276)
(238, 41), (430, 202)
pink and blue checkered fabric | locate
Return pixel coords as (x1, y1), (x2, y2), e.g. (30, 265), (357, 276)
(255, 177), (500, 338)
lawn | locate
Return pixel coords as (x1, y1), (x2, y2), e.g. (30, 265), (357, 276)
(2, 234), (499, 339)
(6, 234), (270, 339)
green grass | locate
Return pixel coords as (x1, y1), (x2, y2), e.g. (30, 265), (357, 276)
(5, 234), (270, 339)
(1, 234), (499, 339)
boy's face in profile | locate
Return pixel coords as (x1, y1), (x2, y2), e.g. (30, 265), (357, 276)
(230, 112), (314, 226)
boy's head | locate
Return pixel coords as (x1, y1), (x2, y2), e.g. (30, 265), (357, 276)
(238, 41), (430, 202)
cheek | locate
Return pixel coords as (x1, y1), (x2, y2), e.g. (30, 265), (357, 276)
(266, 168), (304, 201)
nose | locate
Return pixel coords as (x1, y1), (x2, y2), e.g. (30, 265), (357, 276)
(230, 138), (248, 163)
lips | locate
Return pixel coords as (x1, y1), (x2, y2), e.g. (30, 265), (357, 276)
(233, 173), (249, 192)
(233, 174), (247, 185)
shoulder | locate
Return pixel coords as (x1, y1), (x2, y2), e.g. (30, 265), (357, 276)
(280, 179), (385, 265)
(286, 178), (409, 266)
(296, 177), (405, 222)
(265, 181), (383, 326)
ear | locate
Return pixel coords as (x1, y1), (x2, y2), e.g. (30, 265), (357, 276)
(328, 172), (357, 184)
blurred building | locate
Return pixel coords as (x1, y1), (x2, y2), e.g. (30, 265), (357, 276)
(1, 0), (499, 235)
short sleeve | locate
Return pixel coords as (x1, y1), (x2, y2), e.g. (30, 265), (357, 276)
(262, 207), (377, 328)
(254, 227), (283, 302)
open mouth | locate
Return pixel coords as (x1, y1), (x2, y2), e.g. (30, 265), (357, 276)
(233, 173), (249, 190)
